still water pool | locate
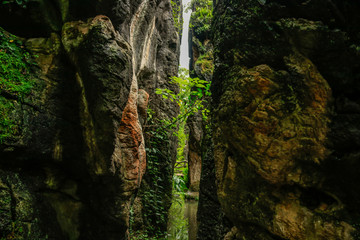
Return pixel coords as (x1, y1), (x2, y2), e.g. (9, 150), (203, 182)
(167, 195), (198, 240)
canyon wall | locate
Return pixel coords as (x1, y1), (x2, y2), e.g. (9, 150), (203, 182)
(0, 0), (180, 239)
(211, 0), (360, 239)
(187, 0), (213, 193)
(187, 1), (232, 239)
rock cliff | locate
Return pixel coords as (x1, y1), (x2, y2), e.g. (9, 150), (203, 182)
(211, 0), (360, 239)
(187, 1), (232, 239)
(0, 0), (180, 239)
(188, 0), (213, 193)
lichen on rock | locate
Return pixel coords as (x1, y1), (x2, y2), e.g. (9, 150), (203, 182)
(0, 0), (181, 239)
(210, 0), (360, 239)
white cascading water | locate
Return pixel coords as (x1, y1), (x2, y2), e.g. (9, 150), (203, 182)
(180, 0), (192, 70)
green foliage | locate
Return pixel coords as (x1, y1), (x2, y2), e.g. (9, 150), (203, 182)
(156, 68), (210, 193)
(176, 121), (188, 165)
(130, 230), (161, 240)
(129, 108), (172, 239)
(189, 0), (213, 39)
(156, 68), (210, 189)
(167, 193), (188, 240)
(0, 27), (37, 142)
(1, 0), (29, 8)
(170, 0), (182, 33)
(0, 221), (23, 240)
(155, 68), (211, 127)
(174, 116), (188, 189)
(173, 173), (187, 194)
(181, 168), (189, 189)
(131, 69), (211, 239)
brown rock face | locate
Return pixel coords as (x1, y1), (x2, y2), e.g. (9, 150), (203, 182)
(188, 112), (203, 192)
(215, 58), (331, 187)
(0, 0), (180, 239)
(211, 0), (360, 239)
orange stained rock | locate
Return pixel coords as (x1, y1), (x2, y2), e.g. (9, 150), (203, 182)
(117, 92), (147, 184)
(273, 200), (354, 240)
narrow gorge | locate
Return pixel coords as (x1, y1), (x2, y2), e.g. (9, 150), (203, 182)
(1, 0), (360, 240)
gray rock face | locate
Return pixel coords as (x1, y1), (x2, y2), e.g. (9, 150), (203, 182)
(0, 0), (180, 239)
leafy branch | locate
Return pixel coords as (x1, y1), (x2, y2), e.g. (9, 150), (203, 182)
(155, 68), (211, 132)
(189, 0), (213, 38)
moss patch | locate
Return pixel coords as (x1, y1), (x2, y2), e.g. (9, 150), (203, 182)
(195, 51), (214, 75)
(0, 27), (37, 142)
(170, 0), (182, 33)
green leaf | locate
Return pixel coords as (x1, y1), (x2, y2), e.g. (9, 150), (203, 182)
(195, 84), (205, 88)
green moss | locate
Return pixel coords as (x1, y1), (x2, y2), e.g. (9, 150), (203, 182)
(0, 96), (17, 141)
(170, 0), (182, 33)
(0, 27), (37, 142)
(196, 52), (214, 75)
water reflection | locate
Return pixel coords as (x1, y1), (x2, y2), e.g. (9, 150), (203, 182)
(168, 194), (198, 240)
(184, 200), (198, 240)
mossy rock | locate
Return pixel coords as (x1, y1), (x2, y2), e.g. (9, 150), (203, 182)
(0, 27), (38, 143)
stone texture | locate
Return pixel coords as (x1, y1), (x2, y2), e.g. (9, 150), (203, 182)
(187, 0), (214, 193)
(0, 170), (59, 240)
(188, 1), (233, 239)
(196, 126), (232, 240)
(0, 0), (180, 239)
(126, 0), (181, 235)
(187, 110), (202, 192)
(211, 0), (360, 239)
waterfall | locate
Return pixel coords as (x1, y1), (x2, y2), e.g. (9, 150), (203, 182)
(180, 0), (192, 69)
